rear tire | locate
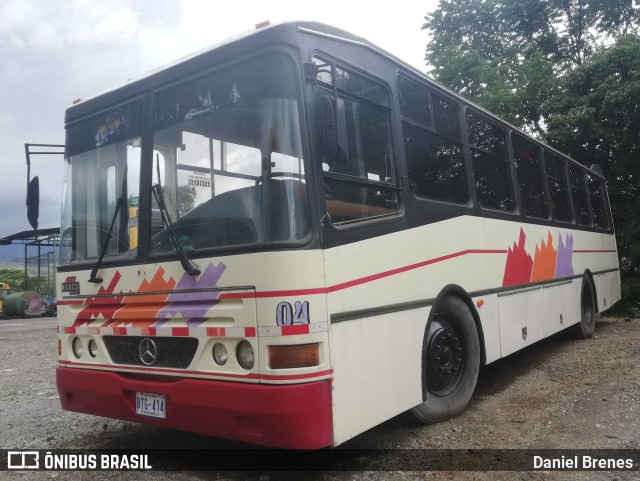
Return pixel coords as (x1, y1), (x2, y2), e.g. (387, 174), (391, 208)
(411, 296), (480, 424)
(569, 274), (596, 339)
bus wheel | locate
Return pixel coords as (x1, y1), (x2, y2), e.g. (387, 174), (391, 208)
(411, 296), (480, 424)
(569, 274), (596, 339)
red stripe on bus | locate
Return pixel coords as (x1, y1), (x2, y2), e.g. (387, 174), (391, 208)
(327, 249), (507, 293)
(219, 248), (508, 299)
(206, 327), (226, 337)
(172, 327), (189, 336)
(56, 248), (615, 306)
(574, 249), (617, 253)
(281, 324), (310, 336)
(57, 300), (85, 306)
(244, 327), (256, 337)
(257, 369), (334, 381)
(140, 327), (157, 336)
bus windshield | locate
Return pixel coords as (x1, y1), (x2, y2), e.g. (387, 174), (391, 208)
(150, 53), (308, 255)
(60, 53), (308, 266)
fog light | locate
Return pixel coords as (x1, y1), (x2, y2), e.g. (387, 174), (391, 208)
(88, 339), (98, 358)
(212, 342), (228, 366)
(72, 337), (83, 359)
(236, 341), (254, 370)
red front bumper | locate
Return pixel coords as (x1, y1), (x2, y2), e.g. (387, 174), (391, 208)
(56, 367), (333, 449)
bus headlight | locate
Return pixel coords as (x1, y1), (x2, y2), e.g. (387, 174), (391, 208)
(236, 341), (254, 370)
(88, 339), (98, 358)
(212, 342), (228, 366)
(72, 337), (83, 359)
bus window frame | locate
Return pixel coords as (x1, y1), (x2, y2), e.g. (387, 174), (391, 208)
(464, 107), (519, 216)
(543, 149), (575, 226)
(143, 47), (316, 263)
(509, 130), (552, 223)
(59, 47), (320, 274)
(397, 73), (471, 208)
(587, 173), (612, 231)
(61, 98), (145, 271)
(311, 51), (404, 230)
(568, 162), (593, 227)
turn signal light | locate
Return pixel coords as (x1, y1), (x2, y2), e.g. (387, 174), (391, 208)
(269, 344), (319, 369)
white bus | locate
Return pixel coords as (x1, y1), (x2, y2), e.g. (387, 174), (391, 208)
(54, 21), (620, 449)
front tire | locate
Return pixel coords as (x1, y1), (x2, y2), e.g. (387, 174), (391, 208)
(411, 296), (480, 424)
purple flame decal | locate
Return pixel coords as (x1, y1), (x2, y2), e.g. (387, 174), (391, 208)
(155, 262), (227, 327)
(554, 233), (574, 278)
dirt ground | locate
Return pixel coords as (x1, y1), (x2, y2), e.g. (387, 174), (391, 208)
(0, 315), (639, 480)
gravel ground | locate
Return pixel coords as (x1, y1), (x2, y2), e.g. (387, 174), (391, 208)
(1, 316), (639, 481)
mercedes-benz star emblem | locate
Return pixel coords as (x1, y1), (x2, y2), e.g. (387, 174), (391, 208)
(139, 338), (158, 366)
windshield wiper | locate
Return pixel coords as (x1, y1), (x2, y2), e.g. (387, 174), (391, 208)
(89, 167), (127, 284)
(151, 163), (200, 277)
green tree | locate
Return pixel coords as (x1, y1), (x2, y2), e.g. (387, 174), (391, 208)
(544, 35), (640, 315)
(0, 269), (57, 297)
(0, 268), (26, 291)
(423, 0), (640, 135)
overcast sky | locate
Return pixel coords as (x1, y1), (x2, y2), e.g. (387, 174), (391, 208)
(0, 0), (439, 241)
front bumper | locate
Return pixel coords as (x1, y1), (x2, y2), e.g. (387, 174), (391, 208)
(57, 367), (333, 449)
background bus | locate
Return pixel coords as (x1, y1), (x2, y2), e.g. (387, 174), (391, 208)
(55, 21), (620, 449)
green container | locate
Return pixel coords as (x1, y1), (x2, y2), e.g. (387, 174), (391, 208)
(2, 292), (42, 317)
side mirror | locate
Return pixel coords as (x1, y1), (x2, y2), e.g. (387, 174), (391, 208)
(321, 95), (348, 168)
(26, 176), (39, 230)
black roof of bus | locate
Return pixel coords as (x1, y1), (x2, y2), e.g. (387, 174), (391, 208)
(64, 20), (605, 180)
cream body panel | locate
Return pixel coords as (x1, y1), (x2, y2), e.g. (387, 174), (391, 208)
(330, 308), (428, 446)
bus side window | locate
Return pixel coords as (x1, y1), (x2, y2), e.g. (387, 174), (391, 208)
(398, 76), (432, 128)
(569, 164), (591, 226)
(315, 55), (400, 224)
(322, 98), (399, 222)
(467, 110), (514, 212)
(402, 123), (467, 204)
(398, 76), (467, 205)
(544, 151), (573, 223)
(512, 133), (548, 219)
(588, 174), (610, 229)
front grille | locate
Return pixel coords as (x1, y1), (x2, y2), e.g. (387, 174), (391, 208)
(103, 336), (199, 369)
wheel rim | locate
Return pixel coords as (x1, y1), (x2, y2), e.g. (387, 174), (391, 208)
(426, 317), (465, 396)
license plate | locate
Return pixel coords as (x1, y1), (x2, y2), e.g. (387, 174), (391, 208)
(135, 392), (166, 419)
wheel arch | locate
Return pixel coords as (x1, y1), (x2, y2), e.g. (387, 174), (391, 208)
(420, 284), (486, 402)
